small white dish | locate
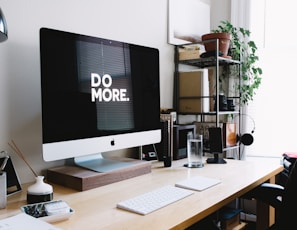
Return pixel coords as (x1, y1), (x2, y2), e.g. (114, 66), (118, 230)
(21, 200), (74, 223)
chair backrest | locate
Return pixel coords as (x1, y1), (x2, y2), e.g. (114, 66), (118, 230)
(279, 160), (297, 229)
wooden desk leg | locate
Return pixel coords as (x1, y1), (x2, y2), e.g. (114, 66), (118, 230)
(256, 177), (276, 230)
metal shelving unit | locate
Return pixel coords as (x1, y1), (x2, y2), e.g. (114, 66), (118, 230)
(174, 39), (242, 156)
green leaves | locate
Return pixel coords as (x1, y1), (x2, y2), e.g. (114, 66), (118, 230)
(213, 20), (263, 105)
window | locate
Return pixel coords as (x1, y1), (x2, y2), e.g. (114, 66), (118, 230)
(245, 0), (297, 157)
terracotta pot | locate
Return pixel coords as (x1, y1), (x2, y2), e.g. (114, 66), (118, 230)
(201, 32), (231, 56)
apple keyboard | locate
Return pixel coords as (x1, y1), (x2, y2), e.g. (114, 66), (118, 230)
(116, 185), (194, 215)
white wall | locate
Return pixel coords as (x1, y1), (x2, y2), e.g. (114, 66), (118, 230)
(210, 0), (231, 29)
(0, 0), (229, 183)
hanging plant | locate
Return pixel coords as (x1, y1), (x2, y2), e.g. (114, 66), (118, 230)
(212, 20), (263, 105)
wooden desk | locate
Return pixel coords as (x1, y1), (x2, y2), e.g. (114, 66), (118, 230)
(0, 158), (283, 230)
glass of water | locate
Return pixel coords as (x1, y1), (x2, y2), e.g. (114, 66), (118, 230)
(185, 133), (204, 168)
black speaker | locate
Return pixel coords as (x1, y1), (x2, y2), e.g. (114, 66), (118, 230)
(207, 127), (226, 164)
(155, 120), (172, 167)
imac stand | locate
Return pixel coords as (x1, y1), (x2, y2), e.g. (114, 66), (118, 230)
(73, 153), (134, 173)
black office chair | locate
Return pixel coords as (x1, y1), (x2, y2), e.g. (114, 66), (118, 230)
(248, 160), (297, 229)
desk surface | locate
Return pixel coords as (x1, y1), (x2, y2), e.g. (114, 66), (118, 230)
(1, 158), (283, 230)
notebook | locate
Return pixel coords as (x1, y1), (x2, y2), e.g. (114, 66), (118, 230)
(175, 176), (221, 191)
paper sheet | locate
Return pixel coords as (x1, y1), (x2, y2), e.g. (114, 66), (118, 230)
(175, 176), (221, 191)
(0, 213), (60, 230)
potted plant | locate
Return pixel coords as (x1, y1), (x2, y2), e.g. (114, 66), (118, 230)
(201, 32), (232, 57)
(211, 20), (262, 105)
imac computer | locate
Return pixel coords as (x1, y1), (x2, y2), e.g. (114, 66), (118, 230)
(39, 28), (161, 172)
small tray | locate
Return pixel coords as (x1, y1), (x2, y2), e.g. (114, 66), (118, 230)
(21, 200), (74, 223)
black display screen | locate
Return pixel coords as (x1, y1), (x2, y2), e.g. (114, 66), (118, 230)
(40, 28), (160, 144)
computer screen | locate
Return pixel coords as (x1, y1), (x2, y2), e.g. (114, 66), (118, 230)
(39, 28), (161, 172)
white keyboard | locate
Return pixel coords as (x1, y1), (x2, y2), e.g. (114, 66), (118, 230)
(116, 185), (194, 215)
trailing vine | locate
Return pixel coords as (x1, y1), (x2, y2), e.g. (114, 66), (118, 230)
(212, 20), (262, 105)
